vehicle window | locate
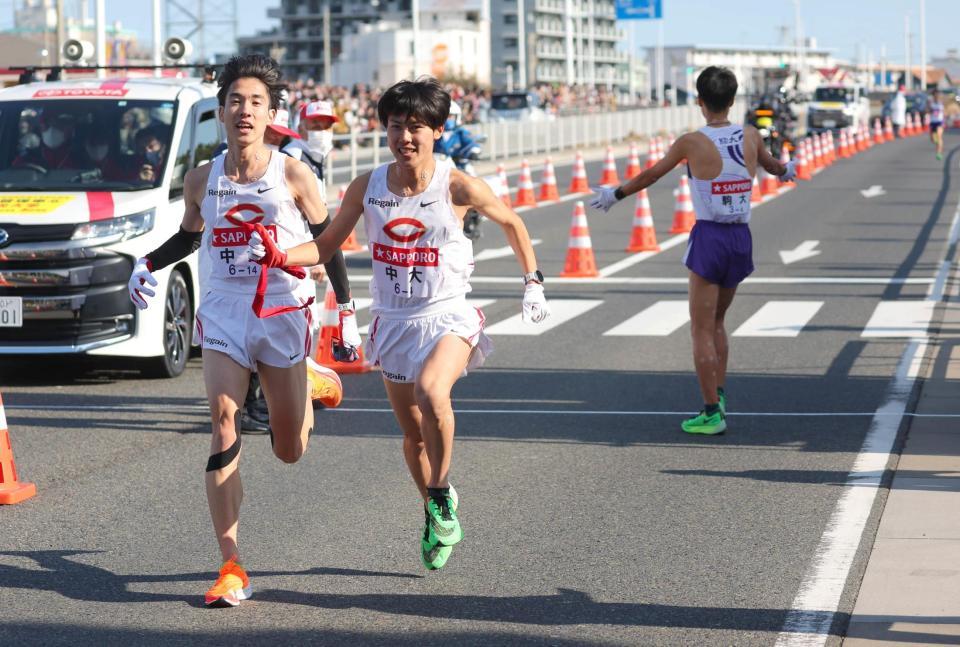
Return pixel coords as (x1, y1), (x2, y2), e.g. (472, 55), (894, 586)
(814, 88), (854, 103)
(169, 109), (195, 200)
(0, 99), (176, 191)
(492, 94), (529, 111)
(194, 110), (221, 168)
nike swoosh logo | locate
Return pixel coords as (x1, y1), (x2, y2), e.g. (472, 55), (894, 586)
(420, 200), (437, 208)
(288, 353), (299, 361)
(258, 186), (275, 194)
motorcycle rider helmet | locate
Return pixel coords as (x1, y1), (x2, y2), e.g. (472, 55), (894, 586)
(445, 101), (462, 131)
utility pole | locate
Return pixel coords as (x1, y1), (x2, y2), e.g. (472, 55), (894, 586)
(904, 13), (911, 90)
(95, 0), (105, 77)
(323, 2), (331, 83)
(919, 0), (926, 90)
(516, 0), (526, 89)
(153, 0), (162, 77)
(55, 0), (65, 65)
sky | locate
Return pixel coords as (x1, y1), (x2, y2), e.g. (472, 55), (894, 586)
(1, 0), (955, 66)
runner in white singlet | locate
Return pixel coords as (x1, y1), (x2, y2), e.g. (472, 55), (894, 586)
(126, 55), (343, 607)
(589, 66), (797, 437)
(248, 78), (551, 571)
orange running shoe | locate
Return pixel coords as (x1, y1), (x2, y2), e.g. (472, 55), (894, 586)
(306, 356), (343, 408)
(204, 556), (251, 608)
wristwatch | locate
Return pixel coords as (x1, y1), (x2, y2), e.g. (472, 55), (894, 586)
(522, 270), (544, 285)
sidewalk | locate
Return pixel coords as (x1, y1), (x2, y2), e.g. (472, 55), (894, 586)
(845, 263), (960, 645)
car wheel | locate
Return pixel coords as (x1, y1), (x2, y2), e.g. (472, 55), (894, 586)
(148, 269), (192, 378)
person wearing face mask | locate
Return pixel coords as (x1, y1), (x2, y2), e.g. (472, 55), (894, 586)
(13, 111), (79, 170)
(134, 126), (168, 184)
(82, 131), (125, 181)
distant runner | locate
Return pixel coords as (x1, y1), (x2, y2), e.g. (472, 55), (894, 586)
(929, 90), (945, 161)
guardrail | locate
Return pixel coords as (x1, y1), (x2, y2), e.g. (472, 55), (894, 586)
(323, 99), (746, 188)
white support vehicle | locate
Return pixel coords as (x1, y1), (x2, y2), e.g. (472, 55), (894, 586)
(806, 85), (871, 133)
(0, 74), (224, 377)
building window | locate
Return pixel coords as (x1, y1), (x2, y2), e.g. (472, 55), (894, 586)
(504, 37), (517, 48)
(504, 14), (517, 25)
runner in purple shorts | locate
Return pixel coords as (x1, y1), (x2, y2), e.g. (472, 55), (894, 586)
(928, 90), (945, 161)
(590, 65), (796, 436)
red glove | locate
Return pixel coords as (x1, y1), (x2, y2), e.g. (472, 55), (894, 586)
(248, 223), (288, 269)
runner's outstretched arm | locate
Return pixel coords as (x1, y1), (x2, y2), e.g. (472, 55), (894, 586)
(747, 125), (790, 177)
(451, 170), (538, 274)
(589, 137), (688, 212)
(284, 157), (351, 302)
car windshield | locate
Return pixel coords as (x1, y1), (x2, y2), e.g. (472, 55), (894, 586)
(814, 88), (854, 103)
(0, 99), (176, 191)
(491, 94), (532, 111)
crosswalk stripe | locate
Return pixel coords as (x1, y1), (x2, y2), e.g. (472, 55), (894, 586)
(358, 299), (496, 334)
(603, 301), (689, 336)
(732, 301), (823, 337)
(484, 299), (603, 336)
(861, 301), (936, 338)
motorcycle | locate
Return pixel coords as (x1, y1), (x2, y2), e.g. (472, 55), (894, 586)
(746, 94), (797, 157)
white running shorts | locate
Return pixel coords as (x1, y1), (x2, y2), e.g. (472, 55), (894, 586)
(365, 298), (493, 384)
(195, 291), (313, 370)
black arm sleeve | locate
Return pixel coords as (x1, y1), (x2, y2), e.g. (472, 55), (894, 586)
(145, 226), (203, 271)
(309, 219), (351, 303)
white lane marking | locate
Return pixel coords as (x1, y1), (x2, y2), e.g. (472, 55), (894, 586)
(860, 301), (937, 338)
(348, 274), (935, 286)
(779, 240), (821, 265)
(732, 301), (823, 337)
(598, 234), (689, 277)
(484, 299), (602, 335)
(774, 340), (927, 646)
(860, 184), (886, 198)
(930, 208), (960, 301)
(474, 239), (541, 263)
(358, 299), (495, 335)
(603, 301), (689, 336)
(7, 404), (960, 418)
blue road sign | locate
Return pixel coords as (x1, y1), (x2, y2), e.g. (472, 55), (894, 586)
(615, 0), (662, 20)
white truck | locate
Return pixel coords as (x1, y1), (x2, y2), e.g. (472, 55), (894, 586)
(806, 85), (871, 133)
(0, 74), (224, 377)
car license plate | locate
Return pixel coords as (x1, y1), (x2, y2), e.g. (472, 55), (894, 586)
(822, 119), (836, 128)
(0, 296), (23, 327)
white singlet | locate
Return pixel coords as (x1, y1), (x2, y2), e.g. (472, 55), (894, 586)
(363, 161), (475, 316)
(688, 125), (754, 225)
(199, 151), (312, 295)
(930, 102), (945, 124)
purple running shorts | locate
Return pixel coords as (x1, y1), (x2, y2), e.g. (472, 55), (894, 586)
(682, 220), (754, 288)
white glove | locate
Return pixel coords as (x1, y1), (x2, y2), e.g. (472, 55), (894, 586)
(248, 229), (266, 261)
(780, 159), (797, 183)
(589, 186), (619, 212)
(522, 282), (551, 323)
(128, 258), (157, 310)
(339, 303), (362, 349)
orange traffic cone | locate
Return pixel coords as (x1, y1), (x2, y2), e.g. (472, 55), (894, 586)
(825, 131), (836, 163)
(873, 119), (885, 145)
(779, 146), (795, 188)
(837, 130), (850, 158)
(923, 113), (931, 133)
(599, 146), (619, 185)
(760, 165), (779, 196)
(568, 151), (589, 194)
(812, 136), (824, 169)
(0, 392), (36, 505)
(560, 201), (599, 278)
(796, 141), (812, 181)
(538, 157), (561, 201)
(625, 142), (642, 179)
(514, 159), (537, 207)
(314, 283), (371, 374)
(626, 189), (660, 252)
(496, 163), (512, 207)
(670, 176), (696, 234)
(885, 117), (894, 142)
(750, 175), (763, 204)
(645, 137), (659, 170)
(904, 113), (914, 137)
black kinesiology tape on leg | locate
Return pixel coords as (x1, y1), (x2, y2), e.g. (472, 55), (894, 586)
(145, 226), (202, 271)
(309, 219), (351, 303)
(206, 412), (242, 472)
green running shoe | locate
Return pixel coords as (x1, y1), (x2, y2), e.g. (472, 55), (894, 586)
(937, 152), (943, 160)
(426, 492), (463, 546)
(718, 391), (727, 416)
(420, 509), (453, 570)
(681, 410), (727, 435)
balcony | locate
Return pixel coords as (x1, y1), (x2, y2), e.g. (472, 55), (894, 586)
(535, 44), (567, 60)
(535, 20), (565, 36)
(534, 0), (565, 14)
